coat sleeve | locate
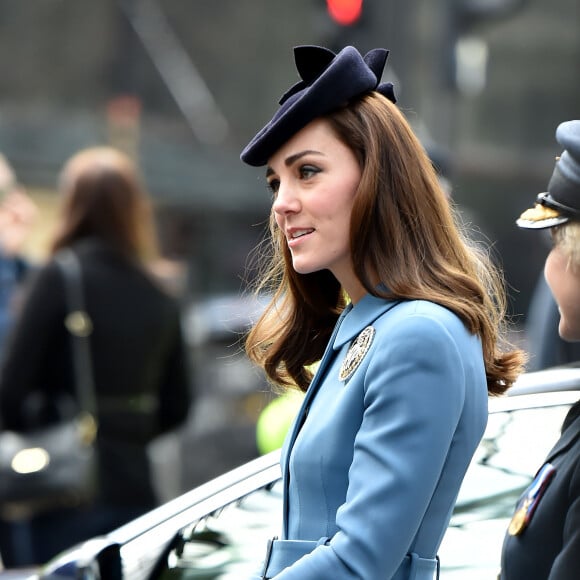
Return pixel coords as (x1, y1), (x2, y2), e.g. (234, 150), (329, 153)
(156, 303), (193, 433)
(274, 312), (477, 579)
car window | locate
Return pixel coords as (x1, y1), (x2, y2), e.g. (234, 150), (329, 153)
(439, 403), (571, 579)
(154, 480), (283, 579)
(153, 403), (572, 580)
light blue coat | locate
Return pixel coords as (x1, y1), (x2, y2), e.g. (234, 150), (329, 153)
(262, 293), (488, 579)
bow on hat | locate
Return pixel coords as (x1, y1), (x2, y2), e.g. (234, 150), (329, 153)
(241, 45), (397, 167)
(279, 46), (396, 106)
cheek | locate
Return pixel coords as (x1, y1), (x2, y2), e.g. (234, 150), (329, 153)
(333, 177), (359, 223)
(273, 212), (283, 230)
(544, 249), (566, 298)
(545, 250), (580, 340)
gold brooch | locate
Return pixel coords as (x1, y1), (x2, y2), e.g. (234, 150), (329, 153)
(339, 326), (375, 382)
(507, 463), (556, 536)
(508, 499), (531, 536)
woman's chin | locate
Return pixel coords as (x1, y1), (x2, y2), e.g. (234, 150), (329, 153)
(558, 320), (580, 342)
(291, 260), (317, 275)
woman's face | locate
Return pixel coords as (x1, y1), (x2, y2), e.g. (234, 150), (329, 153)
(267, 118), (363, 299)
(545, 244), (580, 341)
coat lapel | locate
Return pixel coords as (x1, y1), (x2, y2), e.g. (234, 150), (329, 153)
(281, 304), (351, 536)
(280, 294), (401, 536)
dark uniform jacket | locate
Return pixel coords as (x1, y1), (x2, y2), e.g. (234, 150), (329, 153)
(501, 400), (580, 579)
(0, 237), (192, 507)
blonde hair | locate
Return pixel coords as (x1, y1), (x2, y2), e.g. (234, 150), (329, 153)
(0, 154), (16, 190)
(552, 222), (580, 269)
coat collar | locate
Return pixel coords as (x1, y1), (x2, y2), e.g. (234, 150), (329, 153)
(333, 293), (401, 350)
(546, 406), (580, 462)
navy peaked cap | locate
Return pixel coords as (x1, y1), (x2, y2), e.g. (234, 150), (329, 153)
(517, 120), (580, 229)
(240, 45), (396, 167)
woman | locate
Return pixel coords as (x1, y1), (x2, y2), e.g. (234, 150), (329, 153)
(501, 119), (580, 579)
(0, 147), (191, 565)
(0, 154), (37, 361)
(241, 45), (525, 579)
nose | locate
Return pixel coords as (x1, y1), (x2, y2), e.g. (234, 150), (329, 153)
(272, 182), (300, 216)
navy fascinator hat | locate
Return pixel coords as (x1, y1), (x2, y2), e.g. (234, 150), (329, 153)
(517, 120), (580, 229)
(240, 45), (396, 167)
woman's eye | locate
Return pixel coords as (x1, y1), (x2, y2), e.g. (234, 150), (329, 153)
(299, 165), (320, 179)
(266, 179), (280, 195)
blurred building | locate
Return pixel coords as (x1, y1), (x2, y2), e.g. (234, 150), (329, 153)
(0, 0), (578, 317)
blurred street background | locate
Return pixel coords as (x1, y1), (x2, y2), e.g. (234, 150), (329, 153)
(0, 0), (578, 499)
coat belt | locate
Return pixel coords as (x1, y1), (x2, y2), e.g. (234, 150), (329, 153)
(260, 537), (440, 579)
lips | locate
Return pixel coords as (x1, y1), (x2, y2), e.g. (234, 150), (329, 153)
(290, 228), (314, 240)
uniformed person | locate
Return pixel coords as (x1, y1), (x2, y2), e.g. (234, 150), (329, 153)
(501, 119), (580, 579)
(241, 45), (525, 579)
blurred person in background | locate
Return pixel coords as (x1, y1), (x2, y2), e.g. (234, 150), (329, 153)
(241, 45), (525, 579)
(0, 146), (192, 566)
(0, 154), (37, 360)
(500, 120), (580, 579)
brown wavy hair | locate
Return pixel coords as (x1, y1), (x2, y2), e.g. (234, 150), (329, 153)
(246, 93), (526, 396)
(50, 147), (158, 261)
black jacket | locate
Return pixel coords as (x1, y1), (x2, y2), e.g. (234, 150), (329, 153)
(0, 238), (192, 506)
(501, 400), (580, 579)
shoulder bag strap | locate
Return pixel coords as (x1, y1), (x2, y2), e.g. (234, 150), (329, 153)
(54, 248), (97, 417)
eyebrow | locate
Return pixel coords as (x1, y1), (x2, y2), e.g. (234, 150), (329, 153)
(266, 149), (324, 178)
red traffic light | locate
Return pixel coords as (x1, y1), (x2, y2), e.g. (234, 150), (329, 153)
(326, 0), (363, 26)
